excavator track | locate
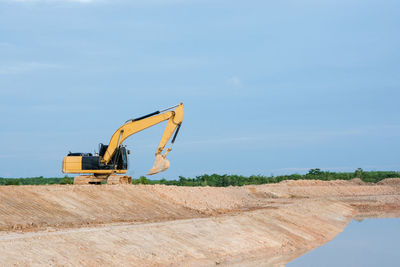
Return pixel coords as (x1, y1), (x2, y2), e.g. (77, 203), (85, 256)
(73, 175), (132, 185)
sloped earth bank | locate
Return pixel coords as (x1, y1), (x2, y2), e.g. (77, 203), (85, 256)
(0, 179), (399, 266)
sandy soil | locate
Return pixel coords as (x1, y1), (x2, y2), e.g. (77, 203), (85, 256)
(0, 179), (399, 266)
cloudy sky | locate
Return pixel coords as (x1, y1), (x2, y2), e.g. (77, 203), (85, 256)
(0, 0), (399, 178)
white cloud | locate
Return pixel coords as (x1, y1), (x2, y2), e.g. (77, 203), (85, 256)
(0, 42), (12, 47)
(226, 76), (241, 87)
(0, 62), (62, 75)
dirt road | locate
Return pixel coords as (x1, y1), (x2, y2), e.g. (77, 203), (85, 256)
(1, 179), (399, 266)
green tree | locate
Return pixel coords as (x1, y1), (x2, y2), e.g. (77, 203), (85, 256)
(308, 168), (322, 176)
(60, 176), (74, 184)
(355, 168), (363, 178)
(133, 176), (150, 184)
(5, 179), (21, 185)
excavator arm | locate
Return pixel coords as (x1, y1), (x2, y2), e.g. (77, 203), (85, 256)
(102, 103), (184, 175)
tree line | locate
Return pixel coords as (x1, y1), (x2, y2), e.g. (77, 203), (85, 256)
(0, 169), (398, 186)
(133, 169), (399, 186)
(0, 176), (73, 185)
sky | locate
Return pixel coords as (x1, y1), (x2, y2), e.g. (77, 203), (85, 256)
(0, 0), (399, 179)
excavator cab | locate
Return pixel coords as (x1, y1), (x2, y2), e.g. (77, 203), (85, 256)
(97, 143), (128, 170)
(62, 144), (128, 175)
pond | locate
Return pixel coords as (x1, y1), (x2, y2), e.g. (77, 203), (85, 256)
(288, 218), (400, 267)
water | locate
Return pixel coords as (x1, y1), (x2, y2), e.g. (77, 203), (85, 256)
(288, 218), (400, 267)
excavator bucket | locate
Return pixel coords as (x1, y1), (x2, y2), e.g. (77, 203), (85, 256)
(148, 154), (170, 175)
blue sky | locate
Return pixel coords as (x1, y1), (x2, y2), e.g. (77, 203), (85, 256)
(0, 0), (399, 178)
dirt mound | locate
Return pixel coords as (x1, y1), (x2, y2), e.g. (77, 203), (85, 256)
(0, 180), (399, 266)
(0, 180), (397, 232)
(149, 184), (260, 213)
(0, 185), (200, 231)
(349, 178), (365, 185)
(279, 179), (353, 186)
(377, 178), (400, 186)
(0, 200), (353, 267)
(257, 181), (397, 199)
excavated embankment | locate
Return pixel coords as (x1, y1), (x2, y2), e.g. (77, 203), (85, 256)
(0, 179), (399, 266)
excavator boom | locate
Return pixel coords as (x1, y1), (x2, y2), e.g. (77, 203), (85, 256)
(103, 103), (184, 166)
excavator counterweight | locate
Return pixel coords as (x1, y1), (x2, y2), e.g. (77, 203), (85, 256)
(62, 103), (184, 184)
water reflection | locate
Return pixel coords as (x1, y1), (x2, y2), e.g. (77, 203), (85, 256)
(288, 218), (400, 267)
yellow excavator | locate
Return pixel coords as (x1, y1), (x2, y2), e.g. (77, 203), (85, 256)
(62, 103), (184, 184)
